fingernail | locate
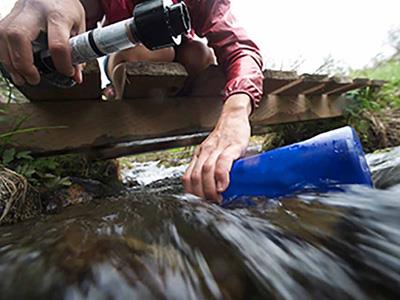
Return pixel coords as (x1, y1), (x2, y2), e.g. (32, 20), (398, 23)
(27, 75), (41, 86)
(216, 181), (224, 192)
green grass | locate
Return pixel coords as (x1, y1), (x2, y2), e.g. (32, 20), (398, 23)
(349, 59), (400, 110)
(352, 59), (400, 81)
(345, 58), (400, 150)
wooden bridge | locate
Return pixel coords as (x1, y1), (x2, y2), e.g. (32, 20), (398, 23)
(0, 61), (383, 159)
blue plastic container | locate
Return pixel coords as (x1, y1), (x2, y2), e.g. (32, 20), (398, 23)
(222, 126), (373, 206)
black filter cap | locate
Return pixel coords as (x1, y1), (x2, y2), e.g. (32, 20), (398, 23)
(167, 2), (191, 37)
(131, 0), (191, 50)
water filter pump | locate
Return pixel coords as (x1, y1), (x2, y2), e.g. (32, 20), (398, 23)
(1, 0), (191, 88)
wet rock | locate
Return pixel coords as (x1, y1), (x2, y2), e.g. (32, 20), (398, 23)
(42, 177), (123, 214)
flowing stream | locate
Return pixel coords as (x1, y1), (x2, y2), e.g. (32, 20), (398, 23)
(0, 147), (399, 300)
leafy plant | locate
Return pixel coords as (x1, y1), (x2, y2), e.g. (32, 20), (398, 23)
(0, 79), (71, 191)
(0, 147), (72, 190)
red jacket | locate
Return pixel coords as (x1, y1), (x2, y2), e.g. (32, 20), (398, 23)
(97, 0), (264, 108)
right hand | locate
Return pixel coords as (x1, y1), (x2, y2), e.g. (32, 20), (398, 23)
(0, 0), (86, 86)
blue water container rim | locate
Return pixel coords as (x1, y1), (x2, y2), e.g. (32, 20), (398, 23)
(343, 126), (374, 187)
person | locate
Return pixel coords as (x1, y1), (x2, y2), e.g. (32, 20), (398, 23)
(0, 0), (264, 203)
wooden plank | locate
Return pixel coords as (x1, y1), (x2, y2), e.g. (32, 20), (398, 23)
(325, 78), (370, 96)
(370, 80), (386, 87)
(251, 94), (346, 127)
(16, 60), (102, 102)
(306, 76), (353, 96)
(2, 61), (369, 158)
(180, 65), (225, 97)
(113, 61), (188, 100)
(15, 60), (384, 103)
(263, 70), (299, 95)
(273, 74), (328, 96)
(93, 94), (346, 159)
(117, 64), (302, 98)
(115, 64), (302, 98)
(302, 83), (328, 96)
(0, 94), (346, 157)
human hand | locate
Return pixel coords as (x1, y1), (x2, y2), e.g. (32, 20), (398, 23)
(0, 0), (86, 86)
(183, 94), (252, 203)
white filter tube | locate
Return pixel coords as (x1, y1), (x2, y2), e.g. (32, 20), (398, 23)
(69, 18), (138, 65)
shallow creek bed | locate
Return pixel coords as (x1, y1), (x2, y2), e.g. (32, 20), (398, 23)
(0, 143), (399, 299)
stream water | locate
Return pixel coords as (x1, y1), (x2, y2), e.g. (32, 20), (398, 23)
(0, 147), (399, 300)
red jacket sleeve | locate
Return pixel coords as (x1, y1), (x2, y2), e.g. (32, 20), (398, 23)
(186, 0), (264, 108)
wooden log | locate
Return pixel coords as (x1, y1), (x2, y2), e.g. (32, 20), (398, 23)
(16, 60), (102, 102)
(0, 93), (346, 157)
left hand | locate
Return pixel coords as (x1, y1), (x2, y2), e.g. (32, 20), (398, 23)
(182, 94), (252, 203)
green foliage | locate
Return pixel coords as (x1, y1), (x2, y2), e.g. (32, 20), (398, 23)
(350, 59), (400, 111)
(344, 58), (400, 150)
(1, 75), (118, 195)
(0, 90), (71, 191)
(0, 146), (72, 190)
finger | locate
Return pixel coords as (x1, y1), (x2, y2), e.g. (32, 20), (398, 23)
(215, 145), (244, 193)
(47, 14), (75, 77)
(182, 153), (198, 195)
(70, 16), (86, 85)
(201, 149), (224, 203)
(73, 64), (83, 84)
(190, 145), (215, 199)
(6, 30), (41, 85)
(4, 14), (41, 85)
(0, 38), (25, 86)
(76, 13), (86, 36)
(0, 1), (25, 27)
(10, 72), (26, 86)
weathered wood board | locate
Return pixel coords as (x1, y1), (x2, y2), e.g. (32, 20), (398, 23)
(16, 60), (102, 102)
(113, 62), (188, 99)
(0, 62), (384, 159)
(0, 94), (346, 158)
